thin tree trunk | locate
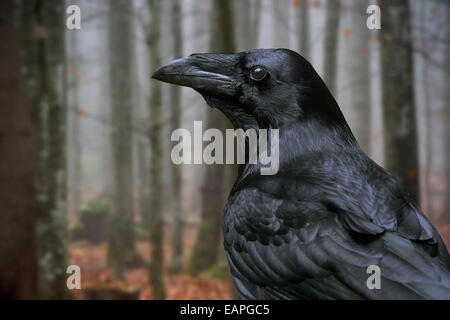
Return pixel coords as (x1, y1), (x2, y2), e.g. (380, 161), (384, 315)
(297, 0), (310, 59)
(137, 138), (150, 228)
(344, 0), (371, 154)
(444, 5), (450, 223)
(0, 0), (38, 299)
(188, 0), (236, 276)
(380, 0), (420, 203)
(148, 0), (166, 299)
(272, 0), (290, 48)
(235, 0), (261, 50)
(168, 0), (184, 275)
(323, 0), (341, 95)
(420, 2), (433, 218)
(67, 19), (82, 217)
(107, 0), (137, 278)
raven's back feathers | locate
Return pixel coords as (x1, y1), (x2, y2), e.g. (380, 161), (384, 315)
(224, 152), (450, 300)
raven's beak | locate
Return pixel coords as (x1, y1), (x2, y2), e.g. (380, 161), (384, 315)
(152, 53), (240, 96)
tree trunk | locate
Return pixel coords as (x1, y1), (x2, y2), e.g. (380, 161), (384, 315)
(148, 0), (166, 299)
(188, 0), (236, 276)
(20, 0), (68, 299)
(67, 18), (82, 217)
(272, 0), (290, 48)
(380, 0), (419, 203)
(343, 0), (371, 154)
(420, 2), (433, 218)
(235, 0), (261, 50)
(107, 0), (137, 278)
(444, 5), (450, 222)
(297, 0), (310, 59)
(0, 0), (38, 299)
(323, 0), (341, 95)
(168, 0), (184, 275)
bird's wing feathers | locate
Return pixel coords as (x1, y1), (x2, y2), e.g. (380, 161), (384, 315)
(223, 185), (450, 300)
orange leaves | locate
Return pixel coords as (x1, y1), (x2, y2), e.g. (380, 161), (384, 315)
(313, 0), (321, 8)
(304, 0), (321, 8)
(384, 33), (393, 43)
(360, 48), (368, 57)
(293, 0), (321, 9)
(69, 241), (232, 300)
(369, 34), (378, 43)
(343, 28), (351, 37)
(407, 169), (417, 180)
(311, 0), (321, 8)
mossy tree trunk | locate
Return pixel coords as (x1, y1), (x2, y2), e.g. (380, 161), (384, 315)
(21, 0), (68, 299)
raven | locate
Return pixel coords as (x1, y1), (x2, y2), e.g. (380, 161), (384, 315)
(153, 49), (450, 299)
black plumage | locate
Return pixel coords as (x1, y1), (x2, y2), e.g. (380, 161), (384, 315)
(153, 48), (450, 299)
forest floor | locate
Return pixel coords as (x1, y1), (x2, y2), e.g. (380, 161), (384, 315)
(437, 223), (450, 248)
(69, 223), (231, 300)
(68, 222), (450, 300)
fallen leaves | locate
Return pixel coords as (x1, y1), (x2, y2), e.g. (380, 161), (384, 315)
(69, 232), (231, 300)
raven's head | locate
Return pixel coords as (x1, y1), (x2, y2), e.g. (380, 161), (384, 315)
(152, 48), (349, 133)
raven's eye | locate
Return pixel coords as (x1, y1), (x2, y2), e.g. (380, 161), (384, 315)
(250, 67), (267, 81)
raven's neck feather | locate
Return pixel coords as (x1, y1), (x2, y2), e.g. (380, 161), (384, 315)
(234, 117), (361, 187)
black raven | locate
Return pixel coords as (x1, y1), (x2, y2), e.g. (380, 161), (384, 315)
(153, 49), (450, 299)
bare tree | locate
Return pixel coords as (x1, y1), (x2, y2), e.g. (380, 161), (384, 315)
(188, 0), (237, 276)
(297, 0), (310, 59)
(444, 4), (450, 222)
(343, 0), (371, 154)
(107, 0), (137, 278)
(323, 0), (341, 94)
(235, 0), (261, 50)
(148, 0), (166, 299)
(272, 0), (290, 48)
(0, 0), (38, 299)
(168, 0), (185, 275)
(67, 10), (82, 217)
